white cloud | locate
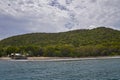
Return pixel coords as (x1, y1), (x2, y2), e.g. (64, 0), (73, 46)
(0, 0), (120, 39)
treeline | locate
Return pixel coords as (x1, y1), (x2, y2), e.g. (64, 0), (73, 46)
(0, 43), (120, 57)
(0, 27), (120, 57)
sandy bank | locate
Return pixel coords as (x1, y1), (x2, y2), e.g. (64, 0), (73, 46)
(0, 56), (120, 61)
(27, 56), (120, 61)
(0, 57), (11, 60)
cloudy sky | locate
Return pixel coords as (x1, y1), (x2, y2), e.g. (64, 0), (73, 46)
(0, 0), (120, 40)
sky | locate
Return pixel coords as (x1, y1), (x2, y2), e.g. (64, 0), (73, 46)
(0, 0), (120, 40)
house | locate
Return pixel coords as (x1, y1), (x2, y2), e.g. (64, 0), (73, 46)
(10, 53), (27, 59)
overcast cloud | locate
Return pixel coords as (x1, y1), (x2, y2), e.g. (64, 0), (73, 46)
(0, 0), (120, 39)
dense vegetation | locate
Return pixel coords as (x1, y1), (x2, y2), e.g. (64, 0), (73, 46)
(0, 27), (120, 57)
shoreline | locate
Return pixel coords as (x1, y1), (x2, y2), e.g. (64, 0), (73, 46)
(0, 56), (120, 61)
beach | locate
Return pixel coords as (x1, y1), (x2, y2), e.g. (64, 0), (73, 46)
(0, 56), (120, 61)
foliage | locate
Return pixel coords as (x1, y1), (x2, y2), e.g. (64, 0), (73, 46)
(0, 27), (120, 57)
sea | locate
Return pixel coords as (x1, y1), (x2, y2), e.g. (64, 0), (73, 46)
(0, 59), (120, 80)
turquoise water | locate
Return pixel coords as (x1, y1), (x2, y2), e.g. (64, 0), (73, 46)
(0, 59), (120, 80)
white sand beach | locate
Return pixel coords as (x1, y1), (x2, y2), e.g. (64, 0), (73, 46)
(0, 56), (120, 61)
(27, 56), (120, 61)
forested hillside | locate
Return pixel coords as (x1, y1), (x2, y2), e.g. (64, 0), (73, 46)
(0, 27), (120, 57)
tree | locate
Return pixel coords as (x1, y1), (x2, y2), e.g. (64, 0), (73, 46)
(5, 46), (19, 55)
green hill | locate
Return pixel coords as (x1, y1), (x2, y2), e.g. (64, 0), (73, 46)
(0, 27), (120, 57)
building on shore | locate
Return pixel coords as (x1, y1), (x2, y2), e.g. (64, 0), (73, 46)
(10, 53), (27, 59)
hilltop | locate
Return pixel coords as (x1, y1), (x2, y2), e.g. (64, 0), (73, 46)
(1, 27), (120, 47)
(0, 27), (120, 57)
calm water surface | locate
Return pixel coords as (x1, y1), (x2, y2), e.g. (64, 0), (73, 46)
(0, 59), (120, 80)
